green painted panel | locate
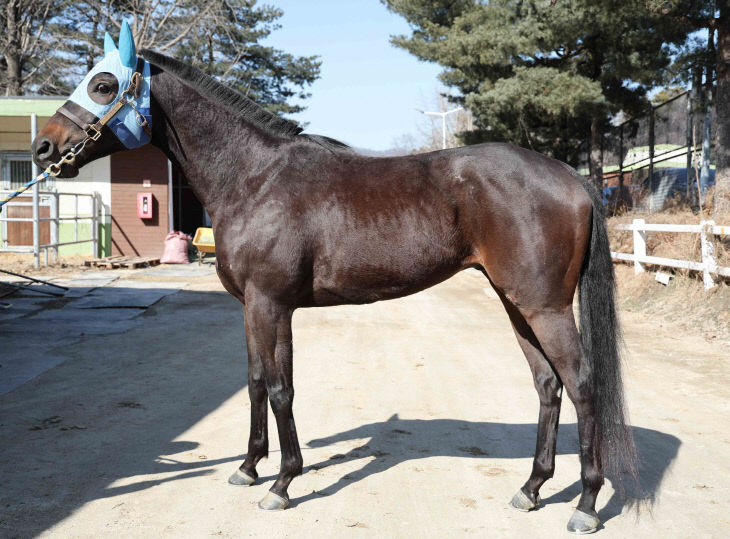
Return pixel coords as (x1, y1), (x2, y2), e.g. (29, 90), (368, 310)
(0, 98), (67, 117)
(58, 222), (111, 257)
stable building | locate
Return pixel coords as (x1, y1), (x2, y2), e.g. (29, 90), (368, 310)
(0, 96), (206, 259)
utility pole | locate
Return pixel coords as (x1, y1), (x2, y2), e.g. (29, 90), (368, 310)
(417, 107), (463, 149)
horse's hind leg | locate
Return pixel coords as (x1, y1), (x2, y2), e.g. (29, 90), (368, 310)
(229, 308), (269, 487)
(239, 291), (302, 511)
(497, 293), (563, 512)
(523, 308), (603, 534)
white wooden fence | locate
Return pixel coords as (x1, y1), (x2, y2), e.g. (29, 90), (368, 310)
(611, 219), (730, 290)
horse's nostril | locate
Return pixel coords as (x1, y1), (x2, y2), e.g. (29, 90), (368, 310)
(33, 135), (55, 161)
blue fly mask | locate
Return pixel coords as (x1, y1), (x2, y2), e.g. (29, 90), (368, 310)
(59, 20), (152, 149)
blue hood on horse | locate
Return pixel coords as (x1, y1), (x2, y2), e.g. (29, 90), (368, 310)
(67, 20), (151, 149)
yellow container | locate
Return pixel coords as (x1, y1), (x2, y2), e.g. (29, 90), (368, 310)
(192, 227), (215, 263)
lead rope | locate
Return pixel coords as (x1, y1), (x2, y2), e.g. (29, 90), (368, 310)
(0, 142), (81, 210)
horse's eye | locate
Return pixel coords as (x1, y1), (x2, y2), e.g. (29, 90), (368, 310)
(87, 72), (118, 104)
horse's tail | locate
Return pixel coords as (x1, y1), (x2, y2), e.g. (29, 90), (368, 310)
(577, 178), (638, 491)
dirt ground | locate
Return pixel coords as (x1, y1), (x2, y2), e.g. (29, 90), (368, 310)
(0, 267), (728, 538)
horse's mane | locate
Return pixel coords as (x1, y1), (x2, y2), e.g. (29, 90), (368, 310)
(140, 49), (351, 152)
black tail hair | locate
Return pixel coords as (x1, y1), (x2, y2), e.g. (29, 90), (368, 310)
(578, 178), (638, 492)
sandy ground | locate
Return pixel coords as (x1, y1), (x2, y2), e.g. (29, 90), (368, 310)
(0, 267), (728, 538)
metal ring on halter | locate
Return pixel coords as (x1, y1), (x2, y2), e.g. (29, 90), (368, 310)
(61, 153), (77, 165)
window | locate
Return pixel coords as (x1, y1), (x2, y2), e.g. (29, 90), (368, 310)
(1, 152), (54, 190)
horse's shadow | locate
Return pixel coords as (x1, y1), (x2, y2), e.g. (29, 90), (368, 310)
(292, 414), (679, 523)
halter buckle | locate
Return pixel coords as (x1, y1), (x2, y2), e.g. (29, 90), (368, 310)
(84, 124), (102, 141)
(48, 163), (62, 177)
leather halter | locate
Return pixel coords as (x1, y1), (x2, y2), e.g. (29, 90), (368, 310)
(58, 57), (151, 144)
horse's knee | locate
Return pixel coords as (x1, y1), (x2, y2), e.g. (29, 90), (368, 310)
(249, 376), (267, 401)
(267, 383), (294, 413)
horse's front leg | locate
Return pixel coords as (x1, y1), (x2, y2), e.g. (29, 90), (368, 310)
(229, 308), (270, 487)
(240, 291), (302, 511)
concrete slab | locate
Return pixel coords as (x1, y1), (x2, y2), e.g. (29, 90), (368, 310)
(109, 280), (188, 289)
(69, 288), (176, 309)
(0, 345), (71, 395)
(27, 307), (145, 323)
(61, 276), (119, 287)
(57, 286), (96, 298)
(143, 265), (216, 277)
(1, 311), (143, 337)
(0, 309), (146, 395)
(0, 297), (49, 321)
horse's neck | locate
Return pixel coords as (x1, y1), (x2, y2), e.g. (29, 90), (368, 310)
(149, 70), (284, 218)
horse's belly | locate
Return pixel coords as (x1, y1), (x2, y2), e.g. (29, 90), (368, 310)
(311, 229), (467, 306)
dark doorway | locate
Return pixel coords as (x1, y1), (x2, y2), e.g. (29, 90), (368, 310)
(172, 168), (208, 235)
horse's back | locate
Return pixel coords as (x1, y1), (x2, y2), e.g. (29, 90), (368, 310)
(301, 143), (591, 308)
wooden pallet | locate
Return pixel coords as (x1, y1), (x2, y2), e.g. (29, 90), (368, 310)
(84, 255), (160, 269)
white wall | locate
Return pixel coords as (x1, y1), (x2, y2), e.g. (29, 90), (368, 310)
(54, 156), (111, 219)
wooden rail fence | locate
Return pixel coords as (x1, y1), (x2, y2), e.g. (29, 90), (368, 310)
(610, 218), (729, 290)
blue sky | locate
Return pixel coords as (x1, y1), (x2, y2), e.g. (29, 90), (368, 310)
(263, 0), (444, 150)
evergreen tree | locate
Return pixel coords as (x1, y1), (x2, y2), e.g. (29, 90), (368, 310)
(2, 0), (320, 117)
(383, 0), (686, 190)
(656, 1), (730, 214)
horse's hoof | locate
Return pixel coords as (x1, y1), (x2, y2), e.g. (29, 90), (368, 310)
(509, 488), (540, 512)
(567, 509), (600, 534)
(258, 491), (289, 511)
(228, 469), (256, 486)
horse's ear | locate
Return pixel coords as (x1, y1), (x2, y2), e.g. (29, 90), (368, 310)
(118, 19), (137, 68)
(103, 32), (117, 54)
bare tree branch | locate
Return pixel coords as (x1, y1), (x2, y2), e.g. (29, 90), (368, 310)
(157, 4), (213, 52)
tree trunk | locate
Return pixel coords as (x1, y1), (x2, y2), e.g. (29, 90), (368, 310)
(700, 84), (713, 204)
(714, 4), (730, 215)
(589, 117), (604, 193)
(3, 0), (23, 96)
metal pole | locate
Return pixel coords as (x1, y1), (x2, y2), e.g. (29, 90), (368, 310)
(74, 194), (78, 244)
(441, 114), (447, 150)
(418, 107), (463, 150)
(619, 124), (624, 190)
(648, 107), (655, 212)
(50, 192), (58, 264)
(91, 193), (98, 257)
(686, 89), (693, 201)
(168, 160), (174, 231)
(31, 113), (40, 268)
(700, 90), (712, 204)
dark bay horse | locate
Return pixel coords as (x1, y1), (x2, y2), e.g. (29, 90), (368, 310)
(32, 32), (636, 534)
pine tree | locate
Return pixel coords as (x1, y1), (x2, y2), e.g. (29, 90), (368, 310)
(383, 0), (686, 191)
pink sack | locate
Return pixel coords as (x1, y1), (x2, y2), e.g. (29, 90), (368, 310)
(160, 231), (191, 264)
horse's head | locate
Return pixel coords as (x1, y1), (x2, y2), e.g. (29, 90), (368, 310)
(31, 20), (152, 177)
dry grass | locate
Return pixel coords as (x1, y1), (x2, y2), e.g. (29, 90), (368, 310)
(614, 265), (730, 343)
(609, 205), (730, 343)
